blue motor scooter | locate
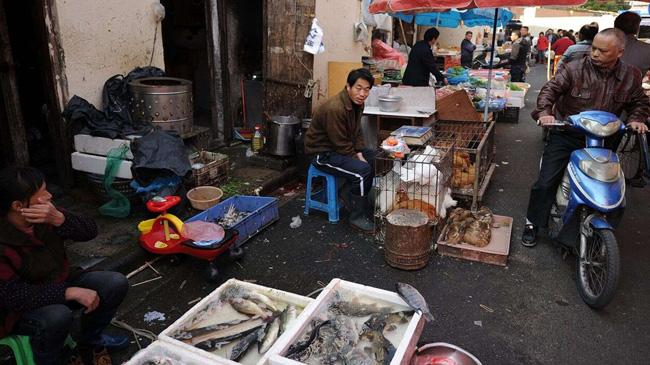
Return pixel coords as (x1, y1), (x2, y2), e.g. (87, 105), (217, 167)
(543, 110), (642, 309)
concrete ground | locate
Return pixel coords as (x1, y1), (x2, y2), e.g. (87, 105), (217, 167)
(88, 64), (650, 364)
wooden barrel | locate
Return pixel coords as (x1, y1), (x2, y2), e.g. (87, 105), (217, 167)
(384, 209), (432, 270)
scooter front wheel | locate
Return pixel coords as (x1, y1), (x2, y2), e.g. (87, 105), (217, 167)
(576, 228), (620, 309)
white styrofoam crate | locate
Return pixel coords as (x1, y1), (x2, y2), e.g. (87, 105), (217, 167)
(506, 97), (525, 108)
(73, 134), (133, 159)
(158, 278), (316, 365)
(124, 341), (213, 365)
(70, 152), (133, 179)
(266, 278), (425, 365)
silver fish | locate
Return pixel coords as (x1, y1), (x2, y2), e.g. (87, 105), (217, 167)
(281, 305), (298, 334)
(184, 316), (266, 345)
(244, 291), (278, 312)
(230, 327), (265, 361)
(395, 282), (434, 322)
(258, 315), (281, 354)
(329, 298), (393, 317)
(230, 298), (271, 318)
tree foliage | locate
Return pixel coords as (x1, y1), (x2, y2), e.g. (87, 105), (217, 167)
(579, 0), (631, 12)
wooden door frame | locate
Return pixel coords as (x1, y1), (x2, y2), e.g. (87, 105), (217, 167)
(205, 0), (227, 144)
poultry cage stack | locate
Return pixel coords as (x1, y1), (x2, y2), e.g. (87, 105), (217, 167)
(428, 121), (496, 210)
(373, 145), (454, 243)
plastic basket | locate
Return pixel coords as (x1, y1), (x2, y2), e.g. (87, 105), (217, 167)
(186, 195), (279, 247)
(189, 151), (229, 187)
(496, 107), (520, 123)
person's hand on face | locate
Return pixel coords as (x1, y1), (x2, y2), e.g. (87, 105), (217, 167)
(21, 197), (65, 226)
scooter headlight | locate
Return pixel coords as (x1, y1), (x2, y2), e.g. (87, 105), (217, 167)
(579, 118), (622, 137)
(578, 160), (621, 182)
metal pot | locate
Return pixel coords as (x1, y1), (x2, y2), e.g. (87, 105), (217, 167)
(129, 77), (193, 135)
(265, 116), (301, 156)
(378, 95), (403, 112)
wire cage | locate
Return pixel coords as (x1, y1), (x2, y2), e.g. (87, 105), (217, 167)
(428, 121), (496, 210)
(373, 145), (454, 243)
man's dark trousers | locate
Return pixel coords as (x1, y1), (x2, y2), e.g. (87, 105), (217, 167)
(312, 149), (377, 197)
(13, 271), (129, 365)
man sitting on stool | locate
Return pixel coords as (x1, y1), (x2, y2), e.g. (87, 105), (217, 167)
(304, 68), (376, 232)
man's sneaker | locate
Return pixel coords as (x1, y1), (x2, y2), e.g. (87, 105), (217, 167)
(521, 224), (538, 247)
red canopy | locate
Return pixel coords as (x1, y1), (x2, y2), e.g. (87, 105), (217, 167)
(369, 0), (587, 13)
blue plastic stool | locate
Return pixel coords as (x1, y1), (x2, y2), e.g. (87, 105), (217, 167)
(304, 165), (339, 223)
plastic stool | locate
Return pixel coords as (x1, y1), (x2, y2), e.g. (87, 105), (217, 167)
(304, 165), (339, 223)
(0, 335), (35, 365)
(0, 335), (76, 365)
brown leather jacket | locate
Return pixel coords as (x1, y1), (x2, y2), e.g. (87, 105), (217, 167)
(532, 57), (650, 125)
(304, 89), (365, 156)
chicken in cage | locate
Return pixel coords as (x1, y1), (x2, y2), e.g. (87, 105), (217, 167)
(374, 145), (456, 225)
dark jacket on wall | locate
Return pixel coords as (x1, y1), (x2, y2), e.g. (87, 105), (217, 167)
(0, 211), (98, 337)
(532, 57), (650, 125)
(402, 40), (446, 86)
(304, 89), (365, 156)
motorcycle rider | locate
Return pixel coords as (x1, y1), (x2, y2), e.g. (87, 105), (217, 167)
(522, 28), (650, 246)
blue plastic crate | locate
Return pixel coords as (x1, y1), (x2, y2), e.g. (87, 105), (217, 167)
(186, 195), (279, 247)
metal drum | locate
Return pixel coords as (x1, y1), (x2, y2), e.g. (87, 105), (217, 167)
(265, 116), (301, 156)
(129, 77), (193, 135)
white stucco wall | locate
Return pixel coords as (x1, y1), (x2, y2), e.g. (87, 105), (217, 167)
(520, 7), (615, 36)
(55, 0), (165, 106)
(313, 0), (373, 109)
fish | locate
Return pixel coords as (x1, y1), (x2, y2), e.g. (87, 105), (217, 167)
(358, 315), (397, 365)
(230, 298), (272, 318)
(280, 305), (297, 335)
(285, 320), (331, 360)
(183, 316), (266, 345)
(383, 311), (413, 332)
(396, 282), (434, 322)
(329, 298), (393, 317)
(243, 291), (278, 312)
(176, 317), (251, 341)
(343, 348), (375, 365)
(230, 327), (265, 361)
(258, 315), (281, 354)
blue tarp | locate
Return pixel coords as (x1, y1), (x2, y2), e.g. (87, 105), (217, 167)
(391, 8), (513, 28)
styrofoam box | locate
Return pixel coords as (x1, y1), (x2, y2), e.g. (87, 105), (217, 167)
(73, 134), (133, 159)
(70, 152), (133, 179)
(506, 89), (526, 99)
(266, 278), (425, 365)
(158, 278), (316, 365)
(124, 341), (213, 365)
(507, 97), (525, 108)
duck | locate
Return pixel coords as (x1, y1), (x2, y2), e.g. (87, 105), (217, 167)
(463, 220), (492, 247)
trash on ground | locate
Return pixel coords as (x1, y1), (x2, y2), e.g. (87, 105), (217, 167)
(289, 216), (302, 229)
(144, 311), (166, 323)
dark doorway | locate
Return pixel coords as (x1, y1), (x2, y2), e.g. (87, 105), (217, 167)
(222, 0), (264, 135)
(160, 0), (213, 129)
(0, 0), (55, 174)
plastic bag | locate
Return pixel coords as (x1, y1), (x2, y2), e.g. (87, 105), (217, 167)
(184, 221), (225, 245)
(304, 18), (325, 55)
(98, 145), (131, 218)
(381, 136), (410, 158)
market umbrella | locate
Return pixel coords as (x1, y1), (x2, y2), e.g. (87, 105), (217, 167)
(393, 8), (512, 27)
(369, 0), (586, 12)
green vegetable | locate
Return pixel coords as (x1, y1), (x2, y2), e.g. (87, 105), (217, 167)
(508, 83), (523, 91)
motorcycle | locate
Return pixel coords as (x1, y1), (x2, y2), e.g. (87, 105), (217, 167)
(542, 111), (647, 309)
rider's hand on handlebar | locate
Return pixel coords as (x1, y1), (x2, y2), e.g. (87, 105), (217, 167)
(627, 121), (648, 134)
(537, 115), (556, 127)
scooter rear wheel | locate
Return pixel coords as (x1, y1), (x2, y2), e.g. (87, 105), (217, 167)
(576, 228), (620, 309)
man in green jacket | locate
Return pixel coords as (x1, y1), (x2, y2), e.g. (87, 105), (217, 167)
(304, 68), (376, 232)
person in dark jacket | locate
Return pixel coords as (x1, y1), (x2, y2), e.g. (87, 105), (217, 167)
(0, 167), (129, 365)
(557, 23), (599, 69)
(521, 29), (650, 246)
(460, 31), (476, 68)
(304, 68), (376, 232)
(402, 27), (447, 86)
(508, 31), (528, 82)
